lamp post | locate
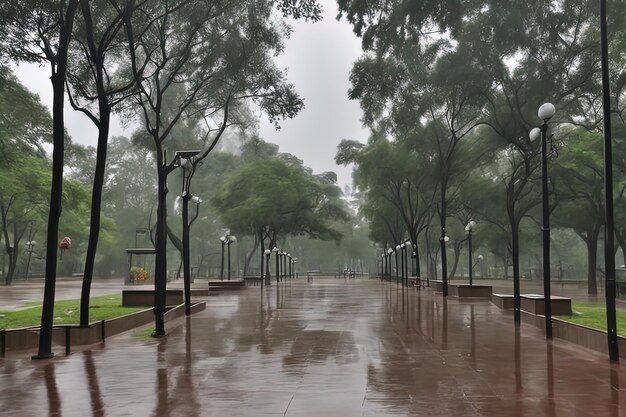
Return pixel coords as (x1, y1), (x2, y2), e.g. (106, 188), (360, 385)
(441, 235), (450, 296)
(272, 247), (280, 284)
(404, 241), (410, 286)
(477, 254), (484, 278)
(400, 243), (406, 286)
(465, 221), (476, 287)
(395, 245), (400, 284)
(600, 0), (619, 362)
(25, 240), (36, 280)
(283, 253), (288, 281)
(530, 102), (556, 339)
(264, 249), (272, 286)
(288, 254), (292, 279)
(227, 236), (236, 280)
(380, 253), (385, 280)
(387, 248), (393, 280)
(176, 150), (200, 316)
(220, 235), (226, 280)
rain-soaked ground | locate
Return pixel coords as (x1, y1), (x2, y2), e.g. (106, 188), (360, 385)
(1, 277), (625, 416)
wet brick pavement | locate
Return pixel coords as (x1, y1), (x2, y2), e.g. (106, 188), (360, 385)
(1, 278), (625, 416)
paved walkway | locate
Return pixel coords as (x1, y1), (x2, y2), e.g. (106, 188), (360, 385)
(1, 278), (626, 416)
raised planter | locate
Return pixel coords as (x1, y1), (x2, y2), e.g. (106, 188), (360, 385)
(1, 302), (206, 354)
(520, 310), (626, 359)
(520, 294), (572, 315)
(491, 293), (515, 310)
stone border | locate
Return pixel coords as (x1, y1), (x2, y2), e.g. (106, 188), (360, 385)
(0, 302), (206, 355)
(520, 310), (626, 359)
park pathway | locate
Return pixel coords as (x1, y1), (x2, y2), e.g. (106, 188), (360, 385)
(1, 278), (625, 416)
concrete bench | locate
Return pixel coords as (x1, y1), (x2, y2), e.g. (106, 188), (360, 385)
(491, 293), (515, 310)
(208, 280), (246, 291)
(243, 276), (263, 286)
(122, 289), (183, 307)
(306, 270), (321, 280)
(521, 294), (572, 315)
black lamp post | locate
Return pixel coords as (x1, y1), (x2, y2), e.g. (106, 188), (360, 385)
(465, 221), (476, 287)
(530, 102), (556, 339)
(288, 254), (292, 279)
(399, 243), (405, 286)
(600, 0), (619, 362)
(176, 150), (200, 316)
(404, 241), (410, 286)
(387, 248), (393, 280)
(25, 240), (36, 280)
(293, 258), (297, 279)
(272, 247), (280, 283)
(441, 234), (450, 296)
(283, 252), (288, 281)
(394, 245), (400, 284)
(264, 249), (272, 286)
(227, 236), (236, 280)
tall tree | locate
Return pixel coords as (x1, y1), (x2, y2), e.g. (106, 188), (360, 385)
(1, 0), (80, 358)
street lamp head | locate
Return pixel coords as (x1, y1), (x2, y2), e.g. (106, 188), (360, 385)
(465, 220), (476, 232)
(400, 243), (405, 248)
(538, 102), (556, 121)
(529, 127), (541, 142)
(272, 247), (279, 253)
(175, 150), (200, 162)
(396, 244), (401, 250)
(190, 195), (202, 204)
(478, 254), (484, 260)
(405, 240), (411, 246)
(443, 236), (450, 243)
(230, 236), (237, 242)
(387, 248), (394, 254)
(264, 249), (271, 255)
(220, 236), (226, 243)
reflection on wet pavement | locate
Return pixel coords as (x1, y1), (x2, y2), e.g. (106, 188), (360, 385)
(1, 279), (626, 416)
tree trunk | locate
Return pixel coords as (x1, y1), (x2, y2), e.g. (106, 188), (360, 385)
(587, 234), (599, 295)
(153, 155), (169, 336)
(80, 106), (110, 326)
(36, 0), (79, 359)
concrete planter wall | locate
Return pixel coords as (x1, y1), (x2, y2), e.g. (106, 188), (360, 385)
(521, 311), (626, 359)
(1, 302), (206, 354)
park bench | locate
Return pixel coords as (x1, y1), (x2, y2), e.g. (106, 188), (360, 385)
(243, 276), (263, 286)
(306, 270), (321, 280)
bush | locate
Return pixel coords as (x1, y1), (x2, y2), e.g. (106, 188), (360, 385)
(130, 266), (149, 282)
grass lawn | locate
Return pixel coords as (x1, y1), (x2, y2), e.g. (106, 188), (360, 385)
(558, 303), (626, 337)
(0, 294), (145, 330)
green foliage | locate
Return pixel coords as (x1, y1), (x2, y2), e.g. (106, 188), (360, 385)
(213, 157), (350, 243)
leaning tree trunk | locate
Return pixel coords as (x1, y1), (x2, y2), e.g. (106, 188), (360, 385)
(36, 0), (79, 359)
(80, 105), (111, 327)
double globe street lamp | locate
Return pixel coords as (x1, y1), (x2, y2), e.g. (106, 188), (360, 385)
(530, 103), (556, 339)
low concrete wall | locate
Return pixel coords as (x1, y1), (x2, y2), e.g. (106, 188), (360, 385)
(521, 310), (626, 359)
(455, 285), (492, 298)
(1, 302), (206, 354)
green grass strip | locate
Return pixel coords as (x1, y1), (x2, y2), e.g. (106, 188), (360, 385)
(0, 294), (144, 330)
(557, 303), (626, 337)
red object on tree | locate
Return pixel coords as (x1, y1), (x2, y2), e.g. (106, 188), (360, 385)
(59, 237), (72, 250)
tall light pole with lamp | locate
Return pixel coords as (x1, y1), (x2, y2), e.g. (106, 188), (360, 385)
(600, 0), (619, 362)
(465, 221), (476, 287)
(530, 103), (556, 338)
(175, 150), (200, 316)
(264, 249), (272, 286)
(272, 247), (280, 284)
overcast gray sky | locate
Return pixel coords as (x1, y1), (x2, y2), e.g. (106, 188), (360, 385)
(13, 0), (368, 191)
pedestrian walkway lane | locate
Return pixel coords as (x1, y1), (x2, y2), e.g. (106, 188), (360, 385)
(1, 279), (625, 416)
